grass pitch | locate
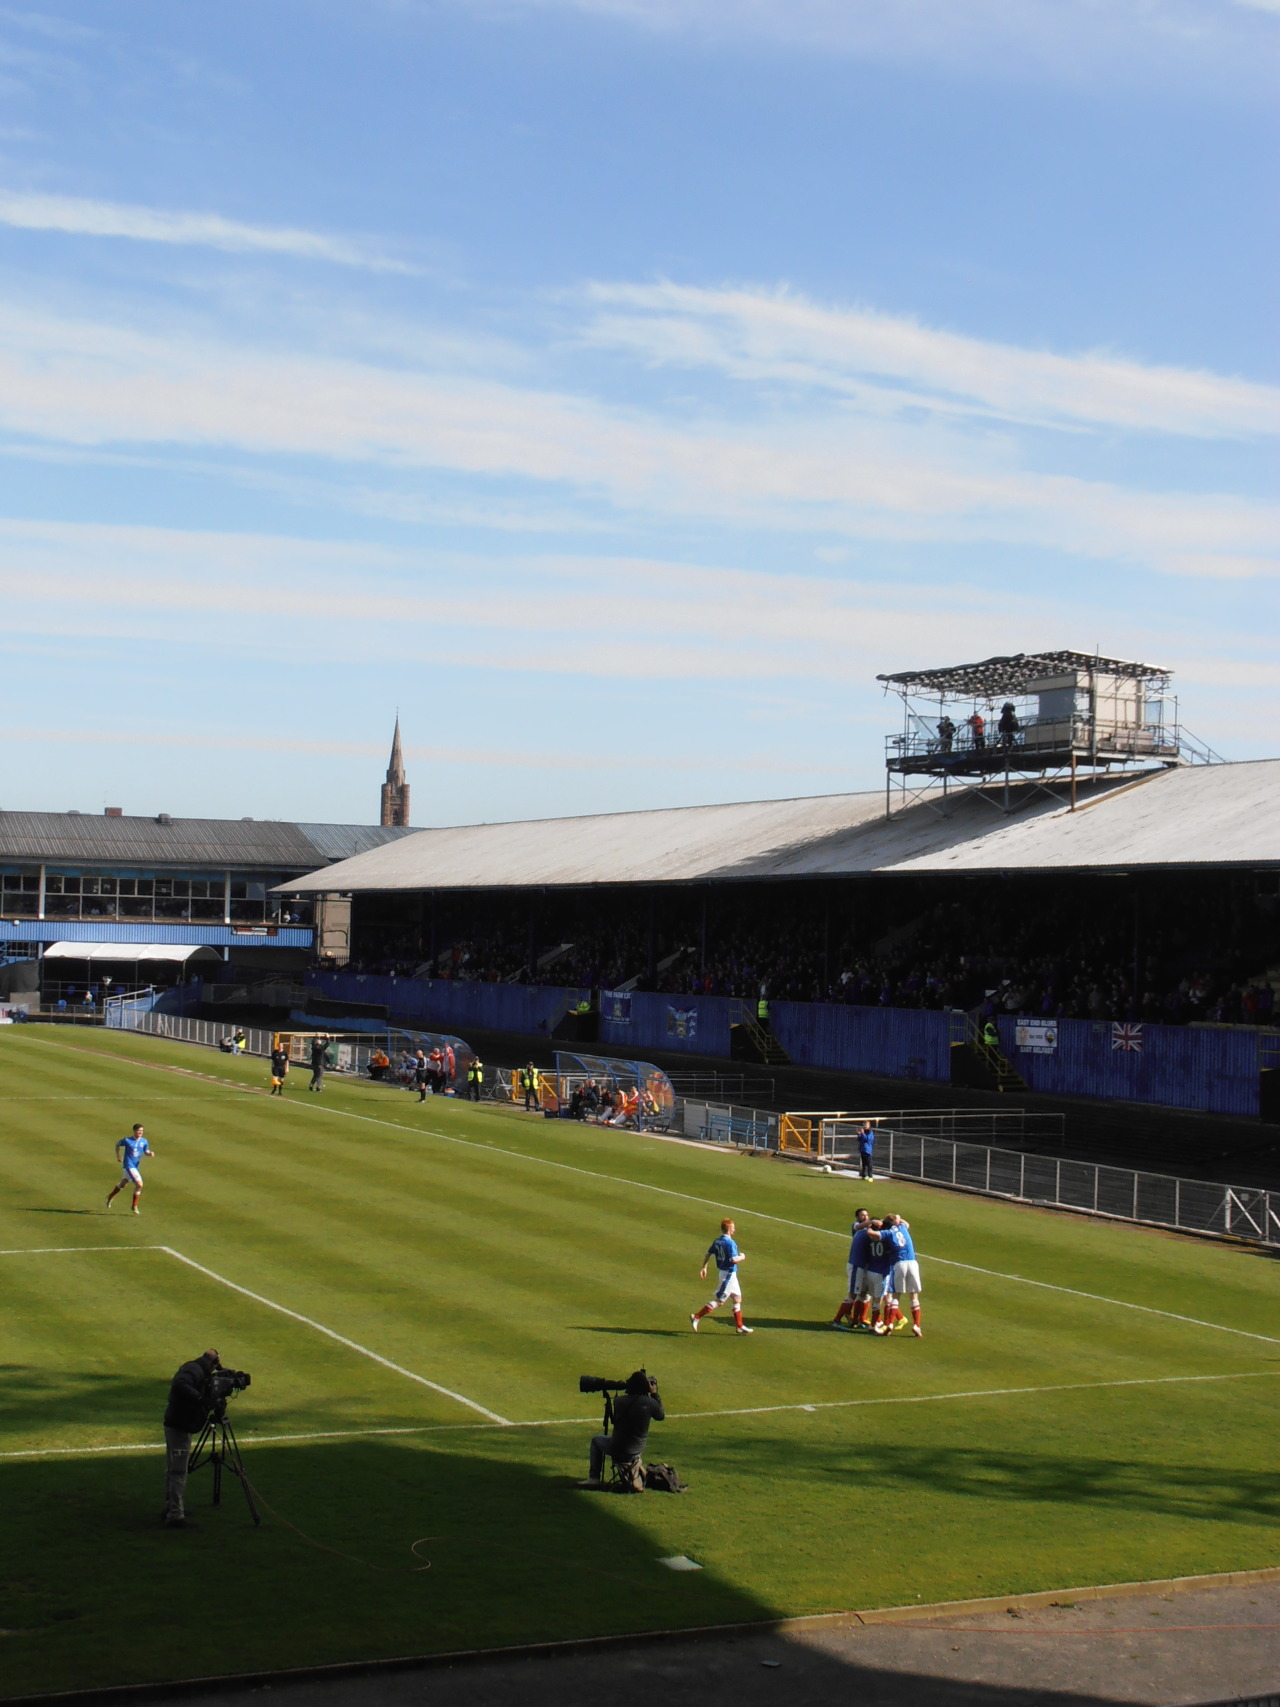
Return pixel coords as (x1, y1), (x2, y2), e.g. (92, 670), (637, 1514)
(1, 1026), (1277, 1696)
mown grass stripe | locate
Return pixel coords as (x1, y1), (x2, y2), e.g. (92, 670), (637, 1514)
(5, 1367), (1275, 1460)
(22, 1032), (1280, 1347)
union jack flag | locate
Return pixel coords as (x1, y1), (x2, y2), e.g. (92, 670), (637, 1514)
(1111, 1022), (1144, 1052)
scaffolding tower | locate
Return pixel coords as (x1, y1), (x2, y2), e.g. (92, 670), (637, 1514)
(877, 649), (1221, 818)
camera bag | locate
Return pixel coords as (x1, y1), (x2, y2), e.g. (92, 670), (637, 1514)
(643, 1463), (688, 1493)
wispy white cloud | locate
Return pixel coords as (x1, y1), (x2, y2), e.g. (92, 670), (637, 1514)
(0, 518), (1272, 696)
(0, 189), (417, 272)
(454, 0), (1280, 81)
(0, 301), (1274, 582)
(581, 281), (1280, 440)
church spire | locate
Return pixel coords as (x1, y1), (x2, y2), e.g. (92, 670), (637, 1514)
(380, 717), (410, 826)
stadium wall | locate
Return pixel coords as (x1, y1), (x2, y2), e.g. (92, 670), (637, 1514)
(303, 972), (1263, 1117)
(992, 1014), (1260, 1118)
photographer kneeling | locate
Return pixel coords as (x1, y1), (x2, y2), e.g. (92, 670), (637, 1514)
(578, 1370), (663, 1490)
(162, 1348), (219, 1529)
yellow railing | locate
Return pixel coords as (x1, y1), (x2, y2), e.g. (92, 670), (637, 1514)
(779, 1113), (817, 1152)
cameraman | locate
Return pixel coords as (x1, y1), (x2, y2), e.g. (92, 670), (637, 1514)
(578, 1370), (663, 1489)
(162, 1348), (219, 1529)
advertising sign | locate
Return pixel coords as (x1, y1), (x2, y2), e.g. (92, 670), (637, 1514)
(1015, 1021), (1058, 1055)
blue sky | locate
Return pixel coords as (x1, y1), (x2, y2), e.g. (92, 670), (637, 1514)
(1, 0), (1276, 824)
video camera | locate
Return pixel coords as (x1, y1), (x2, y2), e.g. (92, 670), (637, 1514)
(206, 1366), (252, 1419)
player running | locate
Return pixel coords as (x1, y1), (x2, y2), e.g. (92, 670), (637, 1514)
(690, 1218), (753, 1334)
(269, 1043), (289, 1095)
(830, 1207), (870, 1329)
(878, 1212), (924, 1337)
(106, 1123), (153, 1215)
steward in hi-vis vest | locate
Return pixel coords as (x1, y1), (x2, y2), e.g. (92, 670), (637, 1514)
(519, 1063), (539, 1110)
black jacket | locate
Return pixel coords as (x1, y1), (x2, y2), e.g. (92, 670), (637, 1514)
(164, 1358), (213, 1431)
(610, 1390), (664, 1461)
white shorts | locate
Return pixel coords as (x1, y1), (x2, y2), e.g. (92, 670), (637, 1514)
(855, 1268), (886, 1301)
(119, 1166), (143, 1188)
(710, 1268), (741, 1304)
(846, 1262), (856, 1298)
(891, 1260), (922, 1295)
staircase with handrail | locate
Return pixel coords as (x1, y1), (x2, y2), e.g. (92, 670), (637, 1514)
(729, 999), (792, 1066)
(948, 1010), (1027, 1093)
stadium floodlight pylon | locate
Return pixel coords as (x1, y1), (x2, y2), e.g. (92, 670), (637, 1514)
(875, 648), (1224, 820)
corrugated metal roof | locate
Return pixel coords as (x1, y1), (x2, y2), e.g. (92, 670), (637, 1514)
(293, 823), (419, 862)
(0, 812), (416, 870)
(277, 758), (1280, 894)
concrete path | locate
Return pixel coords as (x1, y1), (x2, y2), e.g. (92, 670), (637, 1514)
(153, 1580), (1279, 1707)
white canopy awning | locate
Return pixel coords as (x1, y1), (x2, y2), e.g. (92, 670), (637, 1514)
(41, 942), (223, 965)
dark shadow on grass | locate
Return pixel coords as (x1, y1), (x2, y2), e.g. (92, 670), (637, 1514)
(684, 1433), (1280, 1530)
(748, 1317), (847, 1334)
(17, 1206), (94, 1214)
(0, 1366), (393, 1444)
(1, 1434), (1131, 1707)
(571, 1326), (688, 1338)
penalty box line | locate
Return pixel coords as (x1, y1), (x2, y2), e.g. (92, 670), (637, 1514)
(0, 1241), (509, 1427)
(4, 1367), (1276, 1462)
(24, 1034), (1280, 1350)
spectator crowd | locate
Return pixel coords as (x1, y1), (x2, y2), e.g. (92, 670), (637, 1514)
(332, 874), (1280, 1030)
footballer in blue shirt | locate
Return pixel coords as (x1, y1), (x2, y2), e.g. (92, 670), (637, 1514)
(829, 1207), (871, 1330)
(856, 1220), (898, 1333)
(875, 1213), (924, 1337)
(690, 1218), (753, 1334)
(106, 1124), (154, 1215)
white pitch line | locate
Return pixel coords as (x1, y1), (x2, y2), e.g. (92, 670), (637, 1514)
(4, 1368), (1276, 1462)
(0, 1240), (509, 1427)
(661, 1366), (1280, 1424)
(157, 1246), (510, 1425)
(19, 1034), (1280, 1351)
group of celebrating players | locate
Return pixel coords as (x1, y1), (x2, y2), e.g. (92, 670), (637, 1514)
(688, 1207), (923, 1338)
(830, 1207), (923, 1336)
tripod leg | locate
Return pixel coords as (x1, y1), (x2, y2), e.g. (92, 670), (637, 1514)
(219, 1416), (262, 1527)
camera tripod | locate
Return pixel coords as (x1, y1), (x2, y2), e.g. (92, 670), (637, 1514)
(187, 1405), (261, 1526)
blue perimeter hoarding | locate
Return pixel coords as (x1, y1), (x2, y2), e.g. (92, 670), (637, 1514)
(305, 972), (1264, 1118)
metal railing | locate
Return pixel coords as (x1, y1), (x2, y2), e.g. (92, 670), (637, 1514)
(111, 1010), (276, 1056)
(682, 1099), (780, 1151)
(782, 1108), (1063, 1155)
(667, 1072), (776, 1099)
(873, 1128), (1278, 1247)
(887, 714), (1184, 770)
